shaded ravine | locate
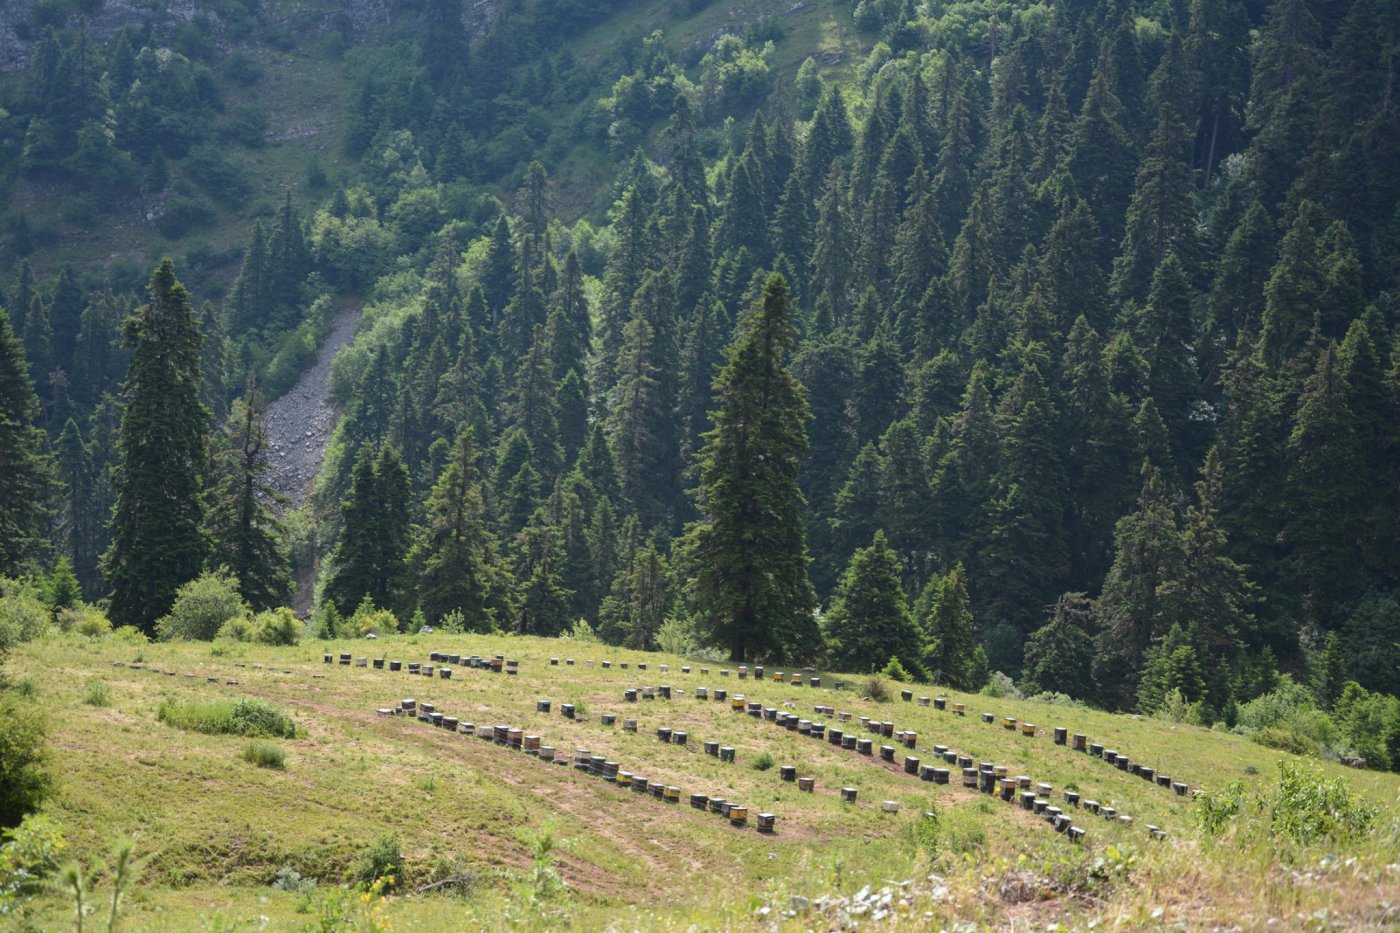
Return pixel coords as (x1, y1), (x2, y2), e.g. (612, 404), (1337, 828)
(262, 302), (361, 506)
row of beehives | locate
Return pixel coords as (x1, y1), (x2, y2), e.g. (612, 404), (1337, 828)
(735, 696), (1177, 844)
(896, 692), (1195, 801)
(323, 652), (519, 676)
(376, 698), (775, 832)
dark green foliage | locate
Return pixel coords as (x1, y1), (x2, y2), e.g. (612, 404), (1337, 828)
(920, 563), (979, 690)
(204, 385), (291, 611)
(824, 532), (922, 676)
(323, 443), (412, 618)
(0, 307), (55, 578)
(0, 692), (51, 828)
(104, 260), (210, 633)
(680, 274), (819, 662)
(409, 429), (499, 631)
(1021, 593), (1096, 701)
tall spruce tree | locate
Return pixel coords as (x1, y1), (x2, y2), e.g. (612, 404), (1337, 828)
(0, 305), (55, 577)
(204, 383), (291, 611)
(680, 274), (820, 662)
(409, 428), (498, 630)
(104, 260), (210, 633)
(920, 562), (980, 689)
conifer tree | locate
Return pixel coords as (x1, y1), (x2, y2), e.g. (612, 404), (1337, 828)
(920, 562), (979, 689)
(410, 428), (497, 630)
(824, 531), (922, 676)
(105, 260), (210, 632)
(204, 384), (292, 612)
(0, 305), (55, 577)
(1021, 593), (1096, 700)
(1093, 463), (1185, 709)
(54, 418), (99, 596)
(680, 274), (819, 662)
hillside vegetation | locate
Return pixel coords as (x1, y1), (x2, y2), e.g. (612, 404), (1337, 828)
(2, 0), (1400, 924)
(3, 633), (1398, 929)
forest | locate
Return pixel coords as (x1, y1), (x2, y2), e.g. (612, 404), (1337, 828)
(2, 0), (1399, 781)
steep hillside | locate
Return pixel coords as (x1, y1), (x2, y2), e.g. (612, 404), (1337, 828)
(6, 633), (1398, 929)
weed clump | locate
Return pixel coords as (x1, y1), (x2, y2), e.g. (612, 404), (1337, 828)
(349, 834), (401, 889)
(158, 698), (296, 738)
(83, 683), (111, 707)
(751, 752), (774, 771)
(241, 741), (286, 769)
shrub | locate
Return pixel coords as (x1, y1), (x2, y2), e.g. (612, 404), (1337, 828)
(83, 683), (110, 707)
(862, 673), (891, 703)
(347, 596), (397, 637)
(57, 605), (112, 639)
(349, 834), (401, 888)
(0, 694), (51, 828)
(270, 865), (316, 894)
(1266, 761), (1376, 845)
(0, 578), (51, 650)
(880, 656), (912, 683)
(241, 741), (286, 770)
(979, 671), (1023, 700)
(157, 698), (296, 738)
(253, 608), (301, 646)
(751, 752), (774, 772)
(0, 813), (67, 915)
(566, 618), (600, 644)
(655, 615), (697, 656)
(156, 572), (250, 641)
(909, 807), (939, 854)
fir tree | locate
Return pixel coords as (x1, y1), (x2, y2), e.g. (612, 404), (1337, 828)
(680, 274), (819, 662)
(823, 531), (923, 676)
(1021, 593), (1096, 700)
(204, 383), (292, 612)
(410, 428), (498, 631)
(104, 261), (210, 633)
(920, 562), (978, 689)
(0, 305), (55, 577)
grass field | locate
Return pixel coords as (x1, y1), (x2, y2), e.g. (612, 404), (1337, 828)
(6, 632), (1399, 930)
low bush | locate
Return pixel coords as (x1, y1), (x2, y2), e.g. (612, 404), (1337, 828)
(217, 607), (301, 646)
(862, 673), (891, 703)
(0, 579), (51, 650)
(0, 693), (51, 828)
(241, 741), (286, 770)
(57, 605), (112, 639)
(157, 698), (296, 738)
(349, 834), (401, 888)
(156, 572), (250, 641)
(0, 813), (67, 915)
(750, 752), (774, 772)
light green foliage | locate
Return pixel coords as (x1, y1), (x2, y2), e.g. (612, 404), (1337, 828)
(751, 752), (775, 772)
(881, 655), (912, 682)
(566, 618), (600, 644)
(350, 834), (402, 889)
(241, 741), (286, 770)
(217, 608), (299, 646)
(1197, 763), (1377, 847)
(155, 572), (250, 642)
(57, 605), (112, 639)
(654, 615), (698, 656)
(0, 578), (51, 650)
(1235, 676), (1335, 756)
(157, 698), (296, 739)
(83, 683), (110, 707)
(0, 813), (67, 916)
(347, 596), (398, 638)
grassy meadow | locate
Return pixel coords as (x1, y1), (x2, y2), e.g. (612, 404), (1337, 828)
(5, 632), (1398, 930)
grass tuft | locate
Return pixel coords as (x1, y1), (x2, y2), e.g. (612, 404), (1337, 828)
(83, 682), (111, 707)
(241, 741), (287, 770)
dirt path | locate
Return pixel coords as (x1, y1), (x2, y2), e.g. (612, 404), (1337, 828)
(263, 302), (361, 505)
